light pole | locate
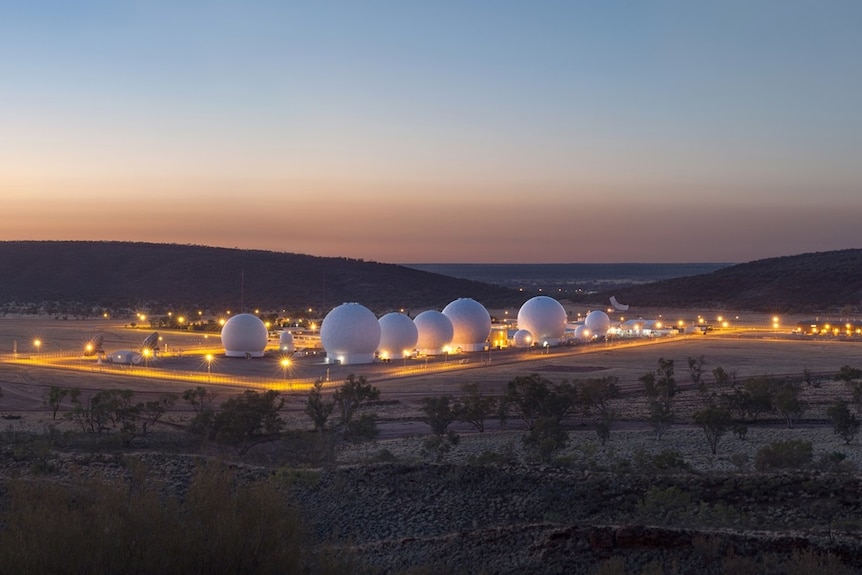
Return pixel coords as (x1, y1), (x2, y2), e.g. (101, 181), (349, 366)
(33, 339), (41, 356)
(205, 354), (213, 382)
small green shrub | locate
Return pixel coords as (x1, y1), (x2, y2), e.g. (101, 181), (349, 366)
(373, 448), (398, 462)
(754, 439), (813, 471)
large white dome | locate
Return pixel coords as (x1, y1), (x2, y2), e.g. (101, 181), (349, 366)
(512, 329), (533, 348)
(377, 312), (419, 359)
(442, 298), (491, 352)
(517, 296), (567, 345)
(221, 313), (268, 358)
(585, 310), (611, 336)
(414, 310), (454, 355)
(320, 303), (381, 365)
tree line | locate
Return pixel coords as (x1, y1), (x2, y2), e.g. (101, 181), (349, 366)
(39, 360), (862, 462)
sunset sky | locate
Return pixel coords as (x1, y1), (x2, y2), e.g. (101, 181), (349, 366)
(2, 1), (860, 263)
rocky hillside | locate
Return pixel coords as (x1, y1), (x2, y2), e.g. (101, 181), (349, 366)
(581, 249), (862, 313)
(0, 241), (521, 314)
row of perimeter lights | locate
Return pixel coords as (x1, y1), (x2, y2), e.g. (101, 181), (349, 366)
(200, 352), (291, 382)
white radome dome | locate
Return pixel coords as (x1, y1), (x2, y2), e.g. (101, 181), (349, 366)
(574, 325), (592, 341)
(585, 310), (611, 336)
(442, 298), (491, 352)
(320, 303), (381, 365)
(278, 331), (295, 353)
(221, 313), (268, 358)
(512, 329), (533, 348)
(414, 310), (454, 355)
(377, 312), (419, 359)
(517, 296), (567, 345)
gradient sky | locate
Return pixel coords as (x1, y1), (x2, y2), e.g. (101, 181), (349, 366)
(2, 1), (860, 263)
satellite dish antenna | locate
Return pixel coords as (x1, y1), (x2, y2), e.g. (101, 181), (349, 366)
(610, 296), (629, 312)
(142, 332), (159, 351)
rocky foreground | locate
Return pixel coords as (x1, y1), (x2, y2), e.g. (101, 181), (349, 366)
(3, 423), (862, 574)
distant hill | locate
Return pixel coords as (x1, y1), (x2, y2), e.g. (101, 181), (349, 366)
(0, 241), (521, 316)
(579, 249), (862, 314)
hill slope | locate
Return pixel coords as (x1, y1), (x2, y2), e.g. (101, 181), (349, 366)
(586, 249), (862, 313)
(0, 241), (521, 314)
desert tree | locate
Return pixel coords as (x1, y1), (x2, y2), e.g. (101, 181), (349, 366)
(745, 377), (775, 422)
(522, 416), (569, 463)
(498, 374), (576, 429)
(772, 381), (807, 429)
(420, 395), (460, 461)
(421, 395), (457, 438)
(333, 374), (380, 429)
(139, 392), (178, 436)
(212, 390), (285, 455)
(578, 376), (621, 444)
(688, 355), (706, 392)
(44, 386), (76, 420)
(182, 386), (218, 436)
(826, 400), (860, 445)
(452, 382), (497, 432)
(693, 405), (733, 455)
(304, 378), (334, 432)
(711, 366), (732, 388)
(641, 358), (678, 440)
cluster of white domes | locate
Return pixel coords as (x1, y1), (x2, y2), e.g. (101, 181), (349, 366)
(377, 312), (419, 359)
(224, 294), (597, 364)
(517, 296), (567, 346)
(442, 298), (492, 352)
(221, 313), (268, 358)
(414, 310), (454, 355)
(320, 303), (381, 365)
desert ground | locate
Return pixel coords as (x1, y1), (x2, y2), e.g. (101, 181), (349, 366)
(3, 314), (862, 573)
(0, 314), (860, 444)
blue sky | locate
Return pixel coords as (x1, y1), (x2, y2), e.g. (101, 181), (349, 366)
(2, 1), (860, 262)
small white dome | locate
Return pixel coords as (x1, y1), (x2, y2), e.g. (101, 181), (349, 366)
(512, 329), (533, 348)
(574, 325), (592, 341)
(221, 313), (268, 358)
(585, 310), (611, 336)
(442, 298), (491, 352)
(378, 312), (419, 358)
(414, 310), (454, 355)
(320, 303), (381, 365)
(517, 296), (567, 345)
(278, 331), (295, 353)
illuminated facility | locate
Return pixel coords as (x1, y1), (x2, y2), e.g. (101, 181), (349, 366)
(212, 292), (686, 364)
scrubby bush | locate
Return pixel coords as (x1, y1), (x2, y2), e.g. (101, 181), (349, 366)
(522, 416), (568, 463)
(754, 439), (813, 471)
(0, 465), (304, 574)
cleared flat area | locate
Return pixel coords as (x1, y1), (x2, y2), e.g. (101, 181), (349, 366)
(1, 315), (860, 418)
